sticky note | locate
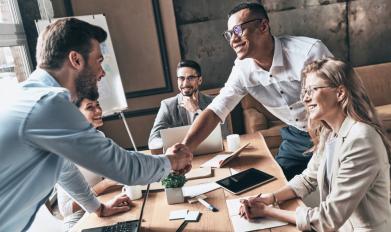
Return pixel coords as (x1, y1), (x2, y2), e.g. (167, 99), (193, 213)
(169, 209), (188, 220)
(185, 211), (200, 222)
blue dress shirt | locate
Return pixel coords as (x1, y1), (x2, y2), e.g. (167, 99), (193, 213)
(0, 69), (171, 231)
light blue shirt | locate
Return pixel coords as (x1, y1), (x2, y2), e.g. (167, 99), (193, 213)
(0, 69), (171, 231)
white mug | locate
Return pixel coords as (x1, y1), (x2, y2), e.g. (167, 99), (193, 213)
(227, 134), (240, 152)
(122, 185), (142, 200)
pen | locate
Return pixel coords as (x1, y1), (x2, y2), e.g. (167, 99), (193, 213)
(197, 198), (219, 212)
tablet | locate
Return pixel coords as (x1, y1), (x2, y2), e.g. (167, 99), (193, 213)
(216, 168), (276, 194)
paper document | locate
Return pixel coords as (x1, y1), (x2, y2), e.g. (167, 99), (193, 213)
(182, 182), (221, 197)
(226, 196), (288, 232)
(200, 143), (250, 168)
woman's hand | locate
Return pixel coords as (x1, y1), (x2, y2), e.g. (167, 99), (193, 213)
(239, 198), (268, 220)
(96, 193), (133, 217)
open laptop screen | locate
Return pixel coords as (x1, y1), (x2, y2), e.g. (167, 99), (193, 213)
(161, 125), (223, 155)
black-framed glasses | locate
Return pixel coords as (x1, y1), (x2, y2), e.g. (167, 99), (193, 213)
(177, 75), (200, 82)
(223, 18), (264, 42)
(300, 85), (335, 101)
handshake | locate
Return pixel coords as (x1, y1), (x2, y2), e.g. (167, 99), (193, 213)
(165, 143), (193, 174)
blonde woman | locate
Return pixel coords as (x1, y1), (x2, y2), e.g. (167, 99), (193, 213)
(239, 58), (391, 231)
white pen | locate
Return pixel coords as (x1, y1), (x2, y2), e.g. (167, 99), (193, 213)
(197, 198), (219, 212)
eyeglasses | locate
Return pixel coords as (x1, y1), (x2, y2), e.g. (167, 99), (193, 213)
(223, 18), (264, 42)
(300, 85), (335, 101)
(177, 75), (200, 82)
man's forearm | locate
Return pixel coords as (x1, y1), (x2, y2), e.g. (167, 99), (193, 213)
(182, 109), (221, 151)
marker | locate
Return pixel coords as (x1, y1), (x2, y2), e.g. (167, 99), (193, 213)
(197, 198), (219, 212)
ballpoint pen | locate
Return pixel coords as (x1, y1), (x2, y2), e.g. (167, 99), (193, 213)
(197, 198), (219, 212)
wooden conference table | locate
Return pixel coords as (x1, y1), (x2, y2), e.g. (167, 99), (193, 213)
(72, 133), (302, 232)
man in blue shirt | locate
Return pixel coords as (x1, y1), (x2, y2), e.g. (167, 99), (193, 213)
(0, 18), (192, 231)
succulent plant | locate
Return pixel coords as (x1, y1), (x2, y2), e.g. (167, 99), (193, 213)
(161, 173), (186, 188)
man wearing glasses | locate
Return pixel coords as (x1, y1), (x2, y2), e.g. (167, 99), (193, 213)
(149, 60), (228, 150)
(182, 2), (333, 180)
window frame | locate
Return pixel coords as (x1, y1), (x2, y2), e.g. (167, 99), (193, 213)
(0, 0), (33, 81)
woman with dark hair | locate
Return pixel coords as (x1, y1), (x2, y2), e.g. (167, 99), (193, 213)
(239, 58), (391, 231)
(57, 96), (121, 231)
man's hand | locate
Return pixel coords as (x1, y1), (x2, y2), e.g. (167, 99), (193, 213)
(180, 96), (199, 113)
(96, 193), (133, 217)
(165, 143), (193, 174)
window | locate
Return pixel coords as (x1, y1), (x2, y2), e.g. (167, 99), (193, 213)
(0, 0), (31, 85)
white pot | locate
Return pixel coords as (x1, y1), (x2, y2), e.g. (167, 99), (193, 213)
(165, 187), (184, 204)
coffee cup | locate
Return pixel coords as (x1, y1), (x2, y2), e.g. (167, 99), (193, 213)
(227, 134), (240, 152)
(122, 185), (142, 200)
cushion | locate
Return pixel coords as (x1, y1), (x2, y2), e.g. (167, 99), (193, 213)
(376, 104), (391, 131)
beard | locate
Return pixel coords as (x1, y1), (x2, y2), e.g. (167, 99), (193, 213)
(181, 87), (198, 97)
(75, 65), (99, 101)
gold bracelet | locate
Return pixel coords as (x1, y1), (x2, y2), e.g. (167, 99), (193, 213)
(272, 193), (278, 207)
(98, 203), (105, 217)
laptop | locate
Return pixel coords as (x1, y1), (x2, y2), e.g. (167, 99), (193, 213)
(160, 125), (223, 155)
(81, 185), (150, 232)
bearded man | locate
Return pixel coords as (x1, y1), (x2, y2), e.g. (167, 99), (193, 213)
(148, 59), (229, 150)
(0, 18), (192, 231)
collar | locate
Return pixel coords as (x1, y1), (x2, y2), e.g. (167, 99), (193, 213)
(271, 36), (284, 68)
(335, 116), (356, 139)
(25, 68), (71, 101)
(28, 68), (62, 88)
(234, 36), (284, 73)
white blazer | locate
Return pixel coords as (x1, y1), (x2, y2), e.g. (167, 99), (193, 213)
(288, 117), (391, 231)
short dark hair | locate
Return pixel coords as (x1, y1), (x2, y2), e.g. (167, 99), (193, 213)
(36, 18), (107, 70)
(228, 2), (269, 20)
(177, 60), (202, 76)
(73, 89), (99, 108)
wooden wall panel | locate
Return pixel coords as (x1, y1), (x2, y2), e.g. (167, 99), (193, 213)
(71, 0), (170, 94)
(70, 0), (181, 149)
(100, 114), (158, 150)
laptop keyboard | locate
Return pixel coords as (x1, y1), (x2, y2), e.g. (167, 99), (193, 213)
(82, 220), (139, 232)
(102, 221), (138, 232)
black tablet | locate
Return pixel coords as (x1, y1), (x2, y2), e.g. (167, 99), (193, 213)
(216, 168), (276, 194)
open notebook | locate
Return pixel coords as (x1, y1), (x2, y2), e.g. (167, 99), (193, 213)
(226, 196), (288, 232)
(200, 143), (250, 168)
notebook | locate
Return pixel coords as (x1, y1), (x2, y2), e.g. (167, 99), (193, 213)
(226, 196), (288, 232)
(161, 125), (223, 155)
(200, 143), (250, 168)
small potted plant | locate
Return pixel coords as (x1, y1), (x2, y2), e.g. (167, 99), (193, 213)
(161, 173), (186, 204)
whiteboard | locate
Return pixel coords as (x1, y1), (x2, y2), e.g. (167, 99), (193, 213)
(35, 14), (128, 117)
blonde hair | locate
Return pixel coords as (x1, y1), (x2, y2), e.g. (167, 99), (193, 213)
(301, 58), (391, 163)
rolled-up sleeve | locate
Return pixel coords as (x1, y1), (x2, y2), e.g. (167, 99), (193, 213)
(57, 161), (100, 214)
(305, 40), (333, 65)
(22, 92), (171, 185)
(207, 66), (247, 123)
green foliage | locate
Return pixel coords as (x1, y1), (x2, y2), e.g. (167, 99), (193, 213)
(161, 173), (186, 188)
